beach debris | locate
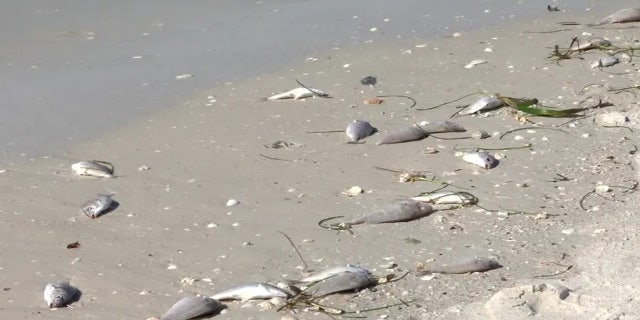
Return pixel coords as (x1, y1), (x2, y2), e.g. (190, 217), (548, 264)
(464, 59), (487, 69)
(267, 87), (328, 100)
(159, 296), (224, 320)
(547, 5), (560, 12)
(225, 199), (239, 207)
(377, 120), (465, 145)
(360, 76), (377, 86)
(499, 95), (585, 117)
(345, 120), (376, 142)
(363, 97), (384, 105)
(411, 191), (478, 206)
(341, 186), (364, 197)
(592, 8), (640, 26)
(460, 95), (504, 115)
(80, 194), (114, 219)
(210, 283), (290, 302)
(471, 130), (490, 139)
(596, 112), (628, 126)
(66, 241), (80, 249)
(264, 140), (303, 149)
(590, 55), (619, 69)
(302, 267), (376, 297)
(416, 256), (502, 275)
(71, 160), (114, 178)
(138, 165), (151, 171)
(319, 199), (433, 232)
(299, 265), (371, 283)
(175, 74), (194, 80)
(397, 171), (430, 183)
(463, 151), (498, 169)
(44, 282), (79, 308)
(568, 37), (611, 52)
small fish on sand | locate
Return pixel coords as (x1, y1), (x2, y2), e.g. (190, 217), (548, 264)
(81, 194), (114, 219)
(210, 283), (289, 302)
(590, 55), (619, 69)
(463, 151), (498, 169)
(304, 268), (376, 297)
(568, 37), (611, 52)
(44, 282), (79, 308)
(267, 87), (328, 100)
(299, 265), (371, 283)
(460, 96), (504, 115)
(592, 8), (640, 26)
(377, 120), (465, 145)
(411, 191), (478, 205)
(71, 160), (115, 178)
(346, 120), (376, 142)
(159, 296), (224, 320)
(350, 199), (433, 225)
(417, 256), (502, 275)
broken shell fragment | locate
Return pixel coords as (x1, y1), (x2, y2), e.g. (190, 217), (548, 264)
(81, 194), (114, 219)
(471, 130), (490, 139)
(363, 97), (384, 105)
(463, 151), (498, 169)
(71, 160), (114, 178)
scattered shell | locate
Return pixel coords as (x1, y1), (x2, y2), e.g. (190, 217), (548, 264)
(226, 199), (239, 207)
(80, 194), (114, 219)
(342, 186), (364, 197)
(138, 165), (151, 171)
(424, 147), (439, 154)
(463, 151), (498, 169)
(397, 171), (428, 183)
(595, 185), (611, 193)
(71, 160), (114, 178)
(363, 97), (384, 105)
(464, 59), (487, 69)
(44, 282), (79, 308)
(596, 112), (628, 126)
(471, 130), (490, 139)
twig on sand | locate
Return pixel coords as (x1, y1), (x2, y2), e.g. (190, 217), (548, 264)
(579, 180), (639, 210)
(375, 95), (417, 109)
(523, 29), (573, 34)
(499, 126), (569, 140)
(415, 92), (480, 111)
(453, 143), (533, 152)
(259, 154), (292, 162)
(296, 79), (331, 98)
(278, 231), (308, 271)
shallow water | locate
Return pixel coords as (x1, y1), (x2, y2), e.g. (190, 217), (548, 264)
(0, 0), (628, 161)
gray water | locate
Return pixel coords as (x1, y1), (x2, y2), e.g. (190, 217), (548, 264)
(0, 0), (627, 161)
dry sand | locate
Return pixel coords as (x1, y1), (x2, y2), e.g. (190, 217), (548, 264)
(3, 5), (640, 320)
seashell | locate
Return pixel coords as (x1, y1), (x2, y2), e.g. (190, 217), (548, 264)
(362, 97), (384, 105)
(81, 194), (114, 219)
(593, 8), (640, 26)
(267, 87), (328, 100)
(417, 256), (501, 275)
(341, 186), (364, 197)
(349, 199), (433, 225)
(71, 160), (114, 178)
(300, 265), (371, 283)
(210, 283), (289, 302)
(590, 55), (619, 69)
(411, 191), (478, 205)
(160, 296), (224, 320)
(462, 151), (498, 169)
(460, 96), (504, 115)
(345, 120), (376, 142)
(44, 282), (79, 308)
(304, 269), (376, 297)
(464, 59), (487, 69)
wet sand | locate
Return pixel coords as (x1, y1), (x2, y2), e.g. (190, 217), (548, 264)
(2, 2), (640, 319)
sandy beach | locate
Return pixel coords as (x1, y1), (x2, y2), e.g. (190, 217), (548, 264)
(3, 1), (640, 319)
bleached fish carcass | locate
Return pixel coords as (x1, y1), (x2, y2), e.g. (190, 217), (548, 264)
(593, 8), (640, 25)
(71, 160), (114, 178)
(210, 283), (289, 302)
(460, 96), (504, 115)
(377, 120), (465, 145)
(300, 265), (371, 283)
(304, 268), (376, 297)
(569, 37), (611, 52)
(590, 55), (619, 69)
(417, 256), (501, 275)
(345, 120), (376, 142)
(411, 191), (478, 205)
(81, 194), (114, 219)
(462, 151), (498, 169)
(44, 282), (79, 308)
(160, 296), (224, 320)
(349, 199), (433, 225)
(267, 87), (328, 100)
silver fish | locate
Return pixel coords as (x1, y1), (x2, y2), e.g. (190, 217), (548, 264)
(345, 120), (376, 142)
(210, 283), (289, 302)
(43, 282), (79, 308)
(160, 296), (224, 320)
(590, 55), (619, 69)
(81, 194), (114, 219)
(460, 96), (504, 115)
(71, 160), (114, 178)
(300, 265), (371, 283)
(411, 191), (478, 205)
(304, 269), (376, 297)
(349, 199), (433, 225)
(377, 120), (465, 145)
(267, 87), (328, 100)
(463, 151), (498, 169)
(593, 8), (640, 25)
(569, 37), (611, 52)
(417, 256), (501, 275)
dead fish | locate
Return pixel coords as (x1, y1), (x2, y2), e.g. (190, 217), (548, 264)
(463, 151), (498, 169)
(377, 120), (465, 145)
(349, 199), (433, 225)
(593, 8), (640, 26)
(304, 269), (376, 297)
(71, 160), (114, 178)
(160, 296), (224, 320)
(267, 87), (328, 100)
(569, 37), (611, 52)
(411, 191), (478, 205)
(460, 96), (504, 115)
(346, 120), (376, 142)
(300, 265), (371, 283)
(44, 282), (79, 308)
(591, 55), (619, 69)
(417, 256), (502, 275)
(210, 283), (289, 302)
(80, 194), (114, 219)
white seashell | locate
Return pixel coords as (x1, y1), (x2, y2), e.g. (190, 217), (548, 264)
(80, 194), (114, 219)
(464, 59), (487, 69)
(71, 160), (114, 178)
(463, 151), (498, 169)
(341, 186), (364, 197)
(225, 199), (239, 207)
(460, 96), (503, 115)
